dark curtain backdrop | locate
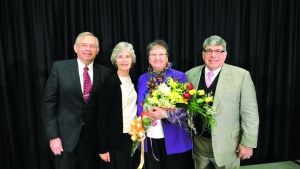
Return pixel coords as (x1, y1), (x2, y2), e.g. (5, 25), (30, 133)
(1, 0), (300, 169)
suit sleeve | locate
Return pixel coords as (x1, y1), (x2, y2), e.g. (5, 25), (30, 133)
(43, 62), (59, 140)
(240, 71), (259, 148)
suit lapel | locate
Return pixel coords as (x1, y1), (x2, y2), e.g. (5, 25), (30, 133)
(213, 64), (231, 110)
(69, 59), (84, 102)
(191, 66), (203, 90)
(87, 64), (100, 103)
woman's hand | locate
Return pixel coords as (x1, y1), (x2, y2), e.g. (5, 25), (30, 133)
(149, 107), (168, 120)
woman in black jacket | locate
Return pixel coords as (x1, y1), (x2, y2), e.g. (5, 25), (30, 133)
(98, 42), (138, 169)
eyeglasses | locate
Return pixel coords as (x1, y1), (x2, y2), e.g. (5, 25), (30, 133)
(203, 49), (225, 55)
(149, 53), (167, 58)
(77, 43), (98, 49)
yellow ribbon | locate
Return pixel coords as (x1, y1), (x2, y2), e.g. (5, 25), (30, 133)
(137, 137), (145, 169)
(129, 116), (146, 169)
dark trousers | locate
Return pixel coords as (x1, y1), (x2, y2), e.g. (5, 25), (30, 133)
(53, 127), (101, 169)
(144, 137), (192, 169)
(102, 134), (140, 169)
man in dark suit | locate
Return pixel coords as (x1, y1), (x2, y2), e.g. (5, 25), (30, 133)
(43, 32), (110, 169)
(186, 35), (259, 169)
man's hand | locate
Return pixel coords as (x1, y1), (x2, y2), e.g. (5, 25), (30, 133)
(99, 152), (110, 162)
(236, 144), (253, 160)
(50, 138), (63, 155)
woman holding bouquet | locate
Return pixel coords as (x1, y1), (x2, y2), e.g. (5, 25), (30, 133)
(137, 39), (192, 169)
(98, 42), (139, 169)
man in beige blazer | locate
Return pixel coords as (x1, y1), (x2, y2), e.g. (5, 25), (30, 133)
(185, 35), (259, 169)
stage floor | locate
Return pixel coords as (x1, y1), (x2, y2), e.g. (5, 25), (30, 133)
(241, 160), (300, 169)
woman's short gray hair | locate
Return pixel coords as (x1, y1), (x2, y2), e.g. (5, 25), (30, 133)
(111, 42), (136, 66)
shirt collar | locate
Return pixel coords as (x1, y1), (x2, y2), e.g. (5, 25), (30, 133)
(77, 59), (94, 71)
(204, 66), (222, 76)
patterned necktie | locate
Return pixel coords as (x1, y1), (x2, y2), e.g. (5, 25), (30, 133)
(205, 71), (214, 88)
(83, 67), (92, 102)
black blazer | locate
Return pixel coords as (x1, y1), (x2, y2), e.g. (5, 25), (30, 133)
(97, 71), (137, 154)
(43, 58), (110, 152)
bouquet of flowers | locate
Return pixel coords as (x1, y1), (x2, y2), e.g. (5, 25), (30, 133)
(143, 77), (189, 110)
(184, 85), (216, 134)
(128, 113), (152, 156)
(128, 112), (152, 169)
(142, 77), (192, 129)
(129, 77), (216, 157)
(129, 77), (190, 157)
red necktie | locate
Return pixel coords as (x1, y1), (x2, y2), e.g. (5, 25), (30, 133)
(205, 71), (214, 88)
(83, 67), (92, 102)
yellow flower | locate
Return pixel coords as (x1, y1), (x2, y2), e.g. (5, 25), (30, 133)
(169, 91), (179, 103)
(177, 96), (188, 104)
(149, 96), (159, 104)
(168, 78), (178, 88)
(151, 90), (159, 97)
(197, 90), (205, 96)
(188, 89), (196, 95)
(205, 96), (213, 103)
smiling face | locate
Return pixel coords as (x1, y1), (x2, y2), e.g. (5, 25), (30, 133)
(148, 45), (169, 72)
(115, 50), (133, 73)
(74, 35), (99, 66)
(202, 45), (227, 71)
